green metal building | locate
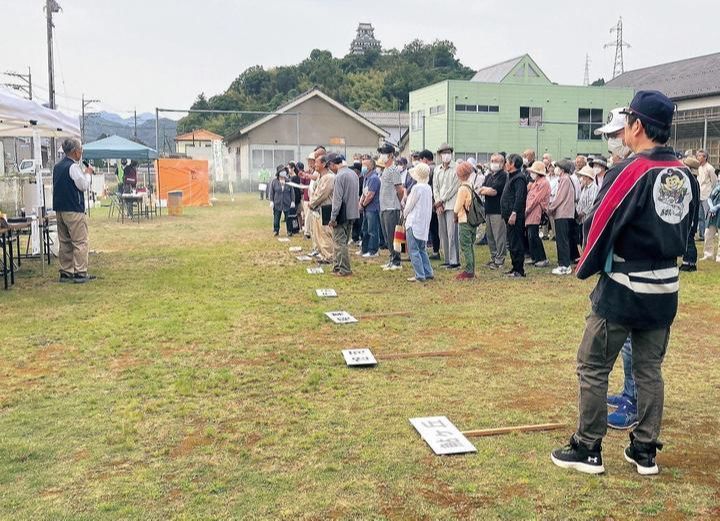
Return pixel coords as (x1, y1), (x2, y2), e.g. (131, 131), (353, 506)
(408, 55), (635, 162)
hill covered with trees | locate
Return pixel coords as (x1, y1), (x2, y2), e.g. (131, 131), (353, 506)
(178, 40), (474, 137)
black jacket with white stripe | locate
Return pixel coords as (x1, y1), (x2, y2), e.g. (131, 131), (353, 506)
(576, 146), (699, 329)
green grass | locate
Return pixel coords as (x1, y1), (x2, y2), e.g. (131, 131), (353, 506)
(1, 194), (719, 520)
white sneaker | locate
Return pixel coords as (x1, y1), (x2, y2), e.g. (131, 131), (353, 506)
(387, 264), (402, 271)
(552, 266), (572, 275)
(355, 250), (364, 256)
(362, 252), (378, 258)
(381, 262), (392, 270)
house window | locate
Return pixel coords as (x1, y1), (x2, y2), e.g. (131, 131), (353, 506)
(456, 105), (499, 113)
(520, 106), (543, 127)
(430, 104), (446, 116)
(514, 65), (526, 77)
(411, 110), (425, 131)
(527, 65), (540, 78)
(578, 108), (604, 140)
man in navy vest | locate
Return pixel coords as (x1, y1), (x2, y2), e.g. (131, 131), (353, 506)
(53, 137), (98, 283)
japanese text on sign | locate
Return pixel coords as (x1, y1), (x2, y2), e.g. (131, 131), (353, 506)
(409, 416), (477, 455)
(342, 348), (377, 367)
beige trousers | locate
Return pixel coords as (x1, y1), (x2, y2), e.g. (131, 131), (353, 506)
(311, 209), (333, 262)
(56, 211), (89, 275)
(703, 225), (719, 261)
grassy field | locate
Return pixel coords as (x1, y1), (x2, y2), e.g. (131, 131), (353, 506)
(1, 194), (718, 520)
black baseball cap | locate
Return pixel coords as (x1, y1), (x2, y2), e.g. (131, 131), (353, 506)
(326, 152), (345, 164)
(620, 90), (675, 129)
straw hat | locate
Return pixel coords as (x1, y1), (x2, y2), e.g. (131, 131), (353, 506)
(576, 165), (596, 180)
(683, 157), (700, 170)
(528, 161), (547, 176)
(410, 163), (430, 183)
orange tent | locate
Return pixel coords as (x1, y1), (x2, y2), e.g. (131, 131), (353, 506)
(157, 158), (210, 207)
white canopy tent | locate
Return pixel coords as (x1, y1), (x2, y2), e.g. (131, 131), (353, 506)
(0, 87), (81, 263)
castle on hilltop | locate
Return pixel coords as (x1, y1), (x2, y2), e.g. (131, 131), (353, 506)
(349, 23), (381, 55)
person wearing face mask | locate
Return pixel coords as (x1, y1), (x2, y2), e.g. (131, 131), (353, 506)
(524, 161), (551, 267)
(432, 143), (461, 269)
(594, 107), (632, 169)
(575, 165), (598, 227)
(269, 166), (295, 237)
(358, 158), (381, 258)
(53, 138), (100, 283)
(522, 149), (536, 182)
(589, 156), (609, 189)
(418, 149), (440, 258)
(552, 90), (699, 477)
(308, 155), (336, 264)
(500, 154), (528, 278)
(478, 153), (508, 269)
(547, 160), (576, 275)
(377, 143), (404, 270)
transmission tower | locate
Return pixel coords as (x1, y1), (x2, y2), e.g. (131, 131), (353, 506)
(583, 54), (591, 86)
(603, 17), (631, 78)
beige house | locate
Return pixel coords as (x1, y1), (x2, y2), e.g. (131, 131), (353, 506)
(225, 88), (388, 184)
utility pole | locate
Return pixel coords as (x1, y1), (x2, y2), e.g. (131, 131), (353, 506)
(2, 67), (33, 99)
(604, 17), (631, 79)
(81, 94), (101, 142)
(583, 54), (591, 86)
(134, 109), (137, 139)
(45, 0), (62, 166)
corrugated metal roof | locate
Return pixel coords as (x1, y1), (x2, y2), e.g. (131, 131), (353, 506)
(606, 52), (720, 100)
(359, 111), (409, 128)
(470, 55), (524, 83)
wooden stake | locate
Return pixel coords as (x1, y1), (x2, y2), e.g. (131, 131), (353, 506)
(461, 423), (564, 438)
(379, 350), (468, 360)
(356, 311), (413, 320)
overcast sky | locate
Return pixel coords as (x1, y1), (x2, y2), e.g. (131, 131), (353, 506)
(2, 0), (716, 118)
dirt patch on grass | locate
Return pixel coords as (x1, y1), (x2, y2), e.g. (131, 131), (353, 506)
(110, 352), (144, 373)
(170, 431), (212, 458)
(419, 475), (492, 517)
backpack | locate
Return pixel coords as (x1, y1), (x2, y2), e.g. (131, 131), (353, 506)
(465, 183), (486, 227)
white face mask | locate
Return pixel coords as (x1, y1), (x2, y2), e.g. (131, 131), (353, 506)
(490, 162), (502, 172)
(441, 153), (452, 164)
(412, 160), (419, 167)
(608, 137), (631, 158)
(379, 154), (389, 163)
(530, 173), (538, 181)
(593, 167), (602, 176)
(523, 157), (529, 166)
(554, 167), (561, 176)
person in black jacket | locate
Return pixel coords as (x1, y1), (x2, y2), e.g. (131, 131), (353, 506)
(551, 90), (699, 477)
(500, 153), (528, 277)
(268, 166), (294, 236)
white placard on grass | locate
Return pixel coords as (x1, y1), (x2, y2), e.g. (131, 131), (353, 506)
(316, 288), (337, 298)
(307, 267), (324, 274)
(342, 348), (377, 367)
(289, 246), (302, 253)
(325, 311), (358, 324)
(409, 416), (477, 456)
(277, 238), (290, 242)
(296, 255), (313, 261)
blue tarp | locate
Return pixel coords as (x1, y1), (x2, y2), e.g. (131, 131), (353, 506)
(82, 135), (158, 160)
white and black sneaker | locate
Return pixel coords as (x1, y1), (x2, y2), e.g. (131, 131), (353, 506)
(624, 433), (662, 476)
(551, 435), (605, 474)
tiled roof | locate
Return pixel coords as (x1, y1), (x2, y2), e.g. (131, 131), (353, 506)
(359, 111), (409, 128)
(606, 52), (720, 100)
(175, 129), (223, 142)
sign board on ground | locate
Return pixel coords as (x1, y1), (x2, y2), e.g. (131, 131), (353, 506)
(342, 348), (377, 367)
(307, 267), (324, 274)
(316, 288), (337, 298)
(296, 255), (313, 261)
(277, 238), (290, 242)
(325, 311), (358, 324)
(289, 246), (302, 253)
(409, 416), (477, 456)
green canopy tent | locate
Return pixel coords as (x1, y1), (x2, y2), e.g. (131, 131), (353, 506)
(82, 135), (158, 161)
(82, 135), (159, 202)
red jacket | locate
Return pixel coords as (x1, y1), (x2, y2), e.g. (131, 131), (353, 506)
(525, 176), (550, 225)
